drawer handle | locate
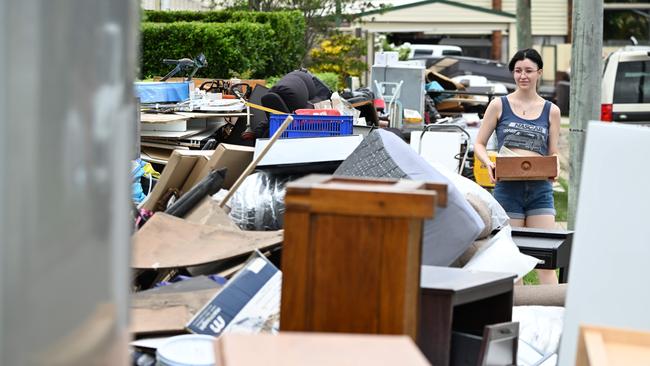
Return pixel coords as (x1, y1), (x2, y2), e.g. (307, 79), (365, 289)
(521, 161), (532, 171)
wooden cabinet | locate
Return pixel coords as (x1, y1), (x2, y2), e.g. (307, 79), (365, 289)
(280, 175), (445, 340)
(418, 266), (515, 366)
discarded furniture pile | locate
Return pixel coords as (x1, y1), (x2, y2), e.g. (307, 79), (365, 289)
(128, 66), (648, 366)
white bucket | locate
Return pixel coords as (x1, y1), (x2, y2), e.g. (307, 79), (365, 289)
(156, 334), (217, 366)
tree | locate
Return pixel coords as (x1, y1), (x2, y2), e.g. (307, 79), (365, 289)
(202, 0), (376, 62)
(603, 0), (650, 42)
(309, 32), (368, 86)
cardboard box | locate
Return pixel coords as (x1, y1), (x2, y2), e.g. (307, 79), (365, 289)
(215, 333), (431, 366)
(495, 156), (558, 181)
(141, 150), (212, 211)
(186, 251), (281, 337)
(181, 143), (254, 194)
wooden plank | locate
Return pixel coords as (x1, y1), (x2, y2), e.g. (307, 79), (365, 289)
(131, 213), (283, 269)
(141, 113), (187, 123)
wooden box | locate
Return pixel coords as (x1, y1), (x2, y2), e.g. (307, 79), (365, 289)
(280, 175), (446, 340)
(215, 332), (432, 366)
(495, 156), (558, 181)
(576, 325), (650, 366)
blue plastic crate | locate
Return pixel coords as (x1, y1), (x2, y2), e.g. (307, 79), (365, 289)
(269, 114), (353, 139)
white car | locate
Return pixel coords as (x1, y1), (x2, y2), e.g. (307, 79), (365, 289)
(407, 44), (463, 59)
(601, 46), (650, 123)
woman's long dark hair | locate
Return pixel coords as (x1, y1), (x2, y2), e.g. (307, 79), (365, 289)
(508, 48), (543, 72)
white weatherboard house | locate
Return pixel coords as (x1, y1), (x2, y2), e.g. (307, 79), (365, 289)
(354, 0), (569, 60)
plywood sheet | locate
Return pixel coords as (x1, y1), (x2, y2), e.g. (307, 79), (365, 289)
(217, 333), (431, 366)
(131, 213), (283, 269)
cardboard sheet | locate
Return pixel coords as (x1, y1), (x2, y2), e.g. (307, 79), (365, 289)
(131, 213), (283, 269)
(130, 277), (223, 336)
(140, 127), (205, 139)
(130, 306), (191, 335)
(184, 197), (241, 230)
(141, 150), (212, 211)
(181, 143), (254, 193)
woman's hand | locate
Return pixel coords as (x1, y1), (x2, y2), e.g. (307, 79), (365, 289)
(487, 161), (497, 183)
(547, 154), (560, 182)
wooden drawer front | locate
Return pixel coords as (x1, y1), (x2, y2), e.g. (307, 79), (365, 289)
(495, 156), (557, 180)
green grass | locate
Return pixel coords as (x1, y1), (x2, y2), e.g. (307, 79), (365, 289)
(554, 177), (569, 222)
(523, 177), (568, 285)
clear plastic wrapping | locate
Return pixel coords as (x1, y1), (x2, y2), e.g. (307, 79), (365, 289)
(227, 171), (293, 231)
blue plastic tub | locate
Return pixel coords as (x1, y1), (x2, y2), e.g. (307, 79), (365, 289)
(134, 81), (191, 104)
(269, 114), (353, 139)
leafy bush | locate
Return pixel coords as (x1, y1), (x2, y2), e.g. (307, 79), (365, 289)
(313, 72), (339, 91)
(142, 10), (305, 77)
(141, 22), (278, 79)
(309, 33), (367, 87)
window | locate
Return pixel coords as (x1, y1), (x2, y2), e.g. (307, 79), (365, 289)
(442, 50), (463, 56)
(414, 49), (433, 57)
(614, 60), (650, 103)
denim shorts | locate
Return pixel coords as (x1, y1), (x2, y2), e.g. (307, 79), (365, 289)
(493, 180), (556, 219)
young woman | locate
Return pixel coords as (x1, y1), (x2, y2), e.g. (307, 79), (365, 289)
(474, 49), (561, 285)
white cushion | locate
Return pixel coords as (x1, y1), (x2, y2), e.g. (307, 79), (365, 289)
(429, 161), (509, 231)
(463, 225), (538, 281)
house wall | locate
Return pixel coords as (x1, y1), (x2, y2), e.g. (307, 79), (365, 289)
(142, 0), (206, 11)
(503, 0), (568, 36)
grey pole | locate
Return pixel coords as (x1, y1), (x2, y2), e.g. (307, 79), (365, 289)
(568, 0), (603, 229)
(517, 0), (532, 49)
(0, 1), (137, 365)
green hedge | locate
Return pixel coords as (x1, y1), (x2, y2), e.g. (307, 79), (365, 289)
(141, 10), (305, 77)
(141, 22), (277, 79)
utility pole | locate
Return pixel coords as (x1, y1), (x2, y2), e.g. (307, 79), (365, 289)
(516, 0), (532, 49)
(568, 0), (603, 229)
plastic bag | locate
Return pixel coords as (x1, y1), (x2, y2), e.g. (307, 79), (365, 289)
(131, 159), (146, 205)
(227, 172), (293, 231)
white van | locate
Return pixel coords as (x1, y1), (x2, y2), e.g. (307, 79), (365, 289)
(407, 44), (463, 59)
(601, 47), (650, 123)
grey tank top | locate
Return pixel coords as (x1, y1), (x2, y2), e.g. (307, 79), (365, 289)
(495, 96), (551, 156)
